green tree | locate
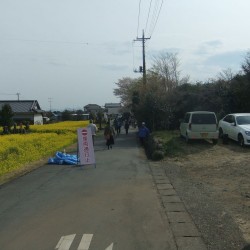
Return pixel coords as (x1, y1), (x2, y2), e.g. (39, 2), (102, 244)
(113, 77), (141, 108)
(0, 104), (14, 133)
(89, 111), (96, 121)
(96, 110), (103, 130)
(61, 109), (71, 121)
(241, 51), (250, 76)
(76, 109), (84, 121)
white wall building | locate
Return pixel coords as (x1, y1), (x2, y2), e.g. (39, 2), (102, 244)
(104, 103), (122, 116)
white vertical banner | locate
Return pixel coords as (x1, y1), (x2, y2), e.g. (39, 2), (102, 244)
(77, 127), (96, 166)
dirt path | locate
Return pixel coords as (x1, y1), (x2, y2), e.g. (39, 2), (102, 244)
(164, 138), (250, 245)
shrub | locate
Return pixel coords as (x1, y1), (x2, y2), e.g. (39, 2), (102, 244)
(152, 150), (165, 161)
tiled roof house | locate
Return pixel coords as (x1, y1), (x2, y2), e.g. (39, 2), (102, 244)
(83, 104), (103, 114)
(0, 100), (45, 125)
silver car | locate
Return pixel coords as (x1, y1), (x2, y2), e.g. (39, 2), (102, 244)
(180, 111), (219, 144)
(218, 113), (250, 146)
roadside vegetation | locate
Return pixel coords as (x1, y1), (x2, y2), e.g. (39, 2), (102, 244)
(0, 121), (89, 177)
(1, 50), (250, 175)
(152, 130), (184, 156)
(114, 51), (250, 132)
(113, 51), (250, 160)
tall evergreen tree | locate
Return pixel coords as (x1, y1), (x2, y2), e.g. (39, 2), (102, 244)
(0, 104), (14, 133)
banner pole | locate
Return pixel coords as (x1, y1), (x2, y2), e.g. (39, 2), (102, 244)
(76, 132), (83, 167)
(76, 136), (79, 167)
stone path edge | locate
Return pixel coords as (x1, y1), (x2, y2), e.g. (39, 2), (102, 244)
(148, 161), (207, 250)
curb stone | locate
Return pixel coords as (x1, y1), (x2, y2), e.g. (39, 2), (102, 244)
(149, 162), (207, 250)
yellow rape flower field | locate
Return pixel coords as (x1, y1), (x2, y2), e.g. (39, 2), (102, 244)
(0, 121), (89, 181)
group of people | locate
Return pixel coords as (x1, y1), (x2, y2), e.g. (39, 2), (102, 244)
(87, 119), (116, 149)
(87, 118), (150, 150)
(103, 118), (131, 149)
(2, 121), (30, 135)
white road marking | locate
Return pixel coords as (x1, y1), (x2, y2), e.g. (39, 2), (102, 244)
(77, 234), (93, 250)
(55, 233), (113, 250)
(55, 234), (76, 250)
(105, 242), (114, 250)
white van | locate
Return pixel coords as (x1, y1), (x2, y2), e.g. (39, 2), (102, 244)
(180, 111), (219, 144)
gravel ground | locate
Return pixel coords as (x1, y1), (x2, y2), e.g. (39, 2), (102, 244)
(160, 138), (250, 250)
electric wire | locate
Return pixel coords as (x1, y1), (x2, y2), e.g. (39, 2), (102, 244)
(0, 38), (88, 45)
(134, 0), (164, 74)
(132, 40), (143, 72)
(148, 0), (164, 38)
(132, 41), (136, 71)
(137, 0), (142, 38)
(145, 0), (153, 35)
(0, 93), (18, 95)
(149, 0), (160, 36)
(136, 0), (164, 39)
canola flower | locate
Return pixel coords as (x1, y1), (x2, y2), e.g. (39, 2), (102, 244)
(0, 121), (90, 177)
(30, 121), (89, 133)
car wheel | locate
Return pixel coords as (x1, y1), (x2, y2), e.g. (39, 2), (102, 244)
(238, 134), (245, 147)
(219, 128), (223, 138)
(212, 139), (218, 145)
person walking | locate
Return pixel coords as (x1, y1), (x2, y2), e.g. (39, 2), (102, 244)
(138, 122), (150, 146)
(87, 119), (98, 145)
(114, 118), (122, 135)
(124, 120), (130, 135)
(104, 122), (115, 149)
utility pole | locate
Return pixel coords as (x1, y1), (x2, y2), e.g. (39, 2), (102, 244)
(134, 30), (150, 85)
(16, 92), (20, 101)
(48, 97), (52, 111)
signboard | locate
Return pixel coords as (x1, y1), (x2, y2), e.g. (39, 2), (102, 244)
(77, 127), (95, 166)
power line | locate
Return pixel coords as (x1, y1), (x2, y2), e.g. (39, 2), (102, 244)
(134, 0), (163, 81)
(137, 0), (142, 38)
(148, 0), (164, 38)
(0, 92), (21, 100)
(145, 0), (153, 35)
(132, 40), (143, 73)
(132, 41), (136, 72)
(0, 38), (88, 45)
(0, 93), (16, 95)
(136, 0), (164, 39)
(134, 30), (150, 85)
(150, 0), (160, 32)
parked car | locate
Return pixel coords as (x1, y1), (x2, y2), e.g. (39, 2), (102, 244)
(180, 111), (219, 144)
(218, 113), (250, 146)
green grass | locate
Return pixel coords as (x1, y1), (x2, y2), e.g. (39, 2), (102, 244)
(152, 130), (184, 157)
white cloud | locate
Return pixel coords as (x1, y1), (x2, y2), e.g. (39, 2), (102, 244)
(0, 0), (250, 110)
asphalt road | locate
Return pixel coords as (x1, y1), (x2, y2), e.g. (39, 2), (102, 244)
(0, 129), (177, 250)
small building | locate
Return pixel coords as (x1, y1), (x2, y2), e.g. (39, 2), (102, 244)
(83, 104), (103, 114)
(49, 111), (62, 122)
(0, 100), (45, 125)
(104, 103), (122, 116)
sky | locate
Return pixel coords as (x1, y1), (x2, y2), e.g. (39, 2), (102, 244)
(0, 0), (249, 111)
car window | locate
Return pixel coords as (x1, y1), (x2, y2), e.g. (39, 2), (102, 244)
(184, 113), (190, 123)
(236, 115), (250, 125)
(224, 115), (233, 123)
(191, 114), (216, 124)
